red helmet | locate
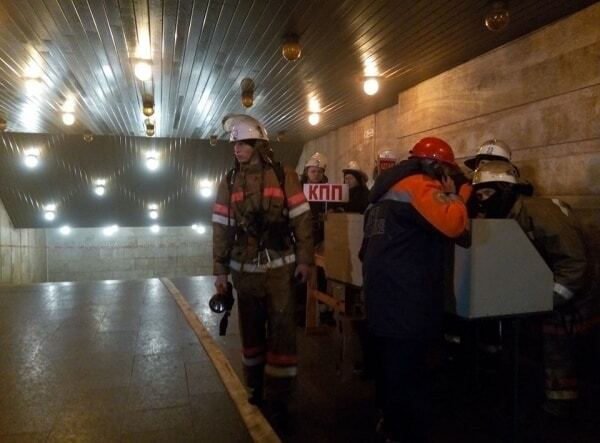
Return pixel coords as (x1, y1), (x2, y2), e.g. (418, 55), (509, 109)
(409, 137), (457, 166)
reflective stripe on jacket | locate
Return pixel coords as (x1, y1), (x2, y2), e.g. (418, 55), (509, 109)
(212, 162), (313, 275)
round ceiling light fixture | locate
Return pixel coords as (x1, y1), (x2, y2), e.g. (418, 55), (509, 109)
(24, 148), (40, 168)
(62, 112), (75, 126)
(150, 224), (160, 234)
(148, 204), (159, 220)
(59, 225), (71, 235)
(134, 60), (152, 81)
(83, 130), (93, 143)
(43, 204), (57, 221)
(94, 179), (106, 196)
(282, 33), (302, 61)
(145, 151), (159, 171)
(484, 1), (510, 32)
(363, 77), (380, 96)
(308, 113), (320, 126)
(145, 118), (155, 137)
(240, 78), (255, 108)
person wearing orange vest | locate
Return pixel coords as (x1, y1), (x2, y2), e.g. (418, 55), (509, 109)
(361, 137), (468, 442)
(213, 115), (314, 419)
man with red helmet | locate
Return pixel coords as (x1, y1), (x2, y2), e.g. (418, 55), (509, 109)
(361, 136), (468, 442)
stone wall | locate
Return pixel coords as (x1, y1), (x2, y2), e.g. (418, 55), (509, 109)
(46, 226), (213, 282)
(299, 4), (600, 279)
(0, 199), (47, 284)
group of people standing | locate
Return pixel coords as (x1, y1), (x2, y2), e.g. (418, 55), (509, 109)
(212, 114), (597, 441)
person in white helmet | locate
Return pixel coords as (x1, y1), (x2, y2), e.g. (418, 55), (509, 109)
(300, 152), (329, 245)
(464, 139), (513, 171)
(464, 139), (532, 217)
(337, 160), (370, 214)
(472, 160), (599, 417)
(213, 114), (314, 422)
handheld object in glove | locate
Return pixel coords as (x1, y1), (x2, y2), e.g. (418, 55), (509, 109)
(209, 282), (235, 336)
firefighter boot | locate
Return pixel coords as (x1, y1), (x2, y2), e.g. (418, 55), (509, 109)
(244, 364), (264, 406)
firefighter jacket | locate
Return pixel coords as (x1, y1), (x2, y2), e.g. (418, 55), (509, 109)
(212, 162), (314, 275)
(509, 195), (587, 301)
(361, 159), (468, 339)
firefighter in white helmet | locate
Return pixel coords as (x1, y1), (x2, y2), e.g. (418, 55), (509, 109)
(213, 114), (314, 418)
(373, 149), (398, 180)
(464, 139), (513, 170)
(473, 160), (598, 416)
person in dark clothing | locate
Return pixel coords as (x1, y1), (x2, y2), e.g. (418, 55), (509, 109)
(361, 137), (468, 442)
(300, 152), (329, 245)
(298, 153), (329, 326)
(339, 160), (370, 214)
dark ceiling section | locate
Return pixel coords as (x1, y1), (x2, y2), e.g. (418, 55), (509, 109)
(0, 0), (597, 228)
(0, 132), (303, 228)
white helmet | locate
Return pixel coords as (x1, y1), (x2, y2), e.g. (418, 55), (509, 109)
(305, 152), (327, 170)
(342, 160), (368, 182)
(464, 139), (511, 170)
(472, 160), (518, 186)
(222, 114), (268, 142)
(377, 149), (397, 171)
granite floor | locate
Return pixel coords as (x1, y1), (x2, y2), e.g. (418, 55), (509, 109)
(1, 277), (599, 442)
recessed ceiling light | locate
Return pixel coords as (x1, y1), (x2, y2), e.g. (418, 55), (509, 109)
(94, 180), (106, 196)
(308, 113), (320, 126)
(199, 179), (213, 198)
(59, 225), (71, 235)
(146, 151), (159, 171)
(43, 204), (56, 221)
(150, 224), (160, 233)
(134, 60), (152, 81)
(363, 77), (379, 96)
(24, 148), (40, 168)
(62, 112), (75, 126)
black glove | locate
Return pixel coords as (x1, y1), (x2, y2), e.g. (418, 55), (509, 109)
(451, 171), (470, 191)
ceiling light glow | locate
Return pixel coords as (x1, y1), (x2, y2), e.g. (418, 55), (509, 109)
(94, 180), (106, 196)
(363, 78), (380, 96)
(43, 204), (57, 221)
(24, 148), (40, 168)
(62, 112), (75, 126)
(150, 224), (160, 233)
(134, 61), (152, 81)
(308, 113), (320, 126)
(146, 151), (159, 171)
(59, 225), (71, 235)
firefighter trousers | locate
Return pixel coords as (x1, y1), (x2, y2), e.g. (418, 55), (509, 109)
(231, 263), (297, 404)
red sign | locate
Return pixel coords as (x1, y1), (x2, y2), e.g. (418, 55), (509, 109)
(378, 158), (396, 172)
(303, 183), (349, 202)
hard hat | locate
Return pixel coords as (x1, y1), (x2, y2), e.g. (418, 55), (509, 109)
(342, 160), (368, 182)
(472, 160), (518, 186)
(409, 137), (457, 166)
(377, 149), (397, 172)
(305, 152), (327, 170)
(464, 139), (512, 169)
(222, 114), (268, 142)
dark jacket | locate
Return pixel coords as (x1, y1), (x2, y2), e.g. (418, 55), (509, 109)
(361, 159), (468, 339)
(346, 185), (370, 214)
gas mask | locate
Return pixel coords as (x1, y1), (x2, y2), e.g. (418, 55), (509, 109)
(477, 183), (517, 218)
